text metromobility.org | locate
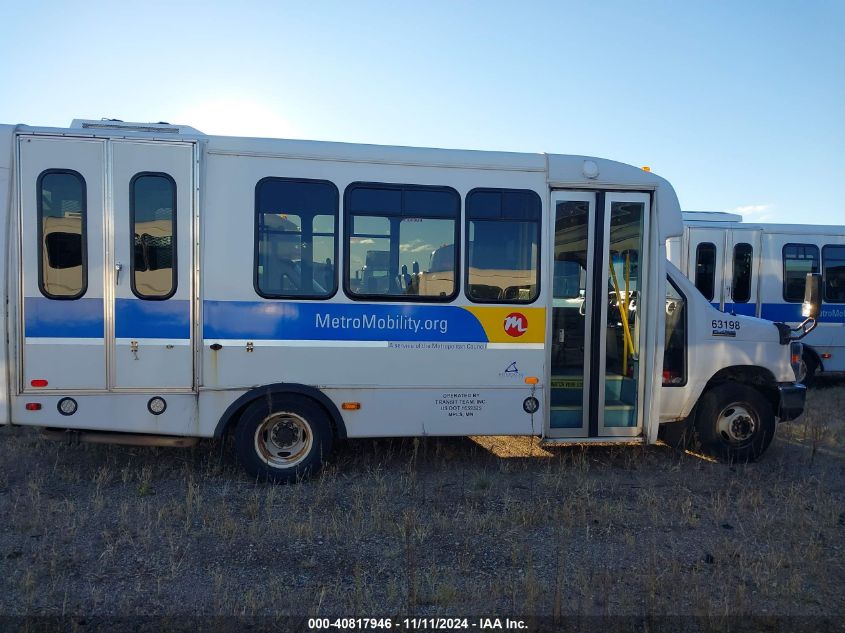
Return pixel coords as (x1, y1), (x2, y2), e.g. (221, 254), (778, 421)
(315, 313), (449, 335)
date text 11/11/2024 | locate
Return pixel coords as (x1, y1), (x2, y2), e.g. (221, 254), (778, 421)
(307, 617), (528, 630)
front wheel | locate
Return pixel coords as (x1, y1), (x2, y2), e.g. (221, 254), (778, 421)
(234, 395), (334, 483)
(694, 383), (775, 462)
(797, 352), (818, 386)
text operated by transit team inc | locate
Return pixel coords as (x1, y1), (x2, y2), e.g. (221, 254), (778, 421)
(308, 617), (527, 630)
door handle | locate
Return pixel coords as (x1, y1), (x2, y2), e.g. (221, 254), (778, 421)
(115, 262), (123, 285)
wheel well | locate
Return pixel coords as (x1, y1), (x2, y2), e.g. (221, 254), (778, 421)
(803, 346), (822, 372)
(213, 384), (347, 440)
(704, 366), (779, 416)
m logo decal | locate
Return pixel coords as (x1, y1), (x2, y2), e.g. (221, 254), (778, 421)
(503, 313), (528, 337)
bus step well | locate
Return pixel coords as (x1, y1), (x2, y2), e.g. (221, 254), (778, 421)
(550, 374), (638, 428)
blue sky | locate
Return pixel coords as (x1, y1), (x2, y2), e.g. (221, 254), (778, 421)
(1, 0), (842, 224)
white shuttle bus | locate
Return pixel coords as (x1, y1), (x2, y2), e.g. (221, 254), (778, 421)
(0, 120), (813, 481)
(668, 211), (844, 383)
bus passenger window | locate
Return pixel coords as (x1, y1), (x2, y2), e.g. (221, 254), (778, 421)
(663, 277), (686, 385)
(131, 173), (177, 299)
(255, 178), (338, 299)
(694, 242), (717, 302)
(345, 183), (459, 300)
(38, 170), (87, 299)
(782, 243), (819, 303)
(465, 188), (540, 304)
(823, 244), (845, 304)
(731, 242), (753, 303)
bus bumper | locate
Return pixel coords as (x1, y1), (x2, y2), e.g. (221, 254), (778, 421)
(777, 382), (807, 422)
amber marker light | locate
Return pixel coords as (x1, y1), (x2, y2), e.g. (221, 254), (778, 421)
(524, 377), (539, 385)
(341, 402), (361, 410)
(642, 166), (651, 172)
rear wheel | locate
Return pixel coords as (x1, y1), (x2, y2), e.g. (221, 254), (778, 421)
(694, 383), (775, 462)
(234, 395), (334, 483)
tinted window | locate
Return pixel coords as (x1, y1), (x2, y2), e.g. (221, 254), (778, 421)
(783, 244), (819, 303)
(554, 260), (584, 299)
(694, 242), (717, 302)
(38, 170), (86, 299)
(823, 244), (845, 304)
(663, 277), (687, 386)
(466, 188), (540, 303)
(731, 243), (753, 303)
(345, 183), (459, 300)
(256, 178), (338, 299)
(131, 174), (176, 299)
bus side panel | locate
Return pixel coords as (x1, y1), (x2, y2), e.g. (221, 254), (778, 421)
(760, 232), (845, 372)
(330, 387), (539, 437)
(0, 126), (14, 425)
(197, 385), (540, 439)
(198, 151), (550, 437)
(10, 393), (200, 436)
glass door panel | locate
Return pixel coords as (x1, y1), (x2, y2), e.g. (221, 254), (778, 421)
(549, 193), (595, 436)
(600, 194), (649, 435)
(546, 191), (650, 439)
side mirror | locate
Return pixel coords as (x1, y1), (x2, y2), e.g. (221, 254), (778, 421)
(802, 273), (821, 319)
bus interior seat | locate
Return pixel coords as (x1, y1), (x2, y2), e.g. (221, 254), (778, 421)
(502, 285), (529, 301)
(469, 284), (502, 300)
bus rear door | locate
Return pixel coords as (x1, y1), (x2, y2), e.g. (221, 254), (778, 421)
(110, 141), (195, 390)
(19, 136), (107, 391)
(18, 136), (195, 394)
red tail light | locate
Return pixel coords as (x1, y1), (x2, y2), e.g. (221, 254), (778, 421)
(25, 403), (42, 411)
(31, 379), (48, 388)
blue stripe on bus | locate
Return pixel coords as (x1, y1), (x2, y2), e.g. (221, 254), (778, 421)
(712, 303), (757, 317)
(762, 303), (845, 324)
(710, 302), (845, 323)
(726, 303), (757, 316)
(115, 299), (191, 339)
(759, 303), (805, 323)
(203, 300), (489, 342)
(25, 297), (104, 338)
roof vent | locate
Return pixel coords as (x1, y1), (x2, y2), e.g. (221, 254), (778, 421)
(69, 119), (204, 135)
(81, 122), (180, 133)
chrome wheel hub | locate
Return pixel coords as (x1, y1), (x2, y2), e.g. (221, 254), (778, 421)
(717, 402), (758, 444)
(255, 412), (313, 468)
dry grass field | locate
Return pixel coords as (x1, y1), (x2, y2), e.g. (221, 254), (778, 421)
(0, 382), (843, 628)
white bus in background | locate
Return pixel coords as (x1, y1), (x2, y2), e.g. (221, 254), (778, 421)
(0, 119), (814, 482)
(668, 211), (845, 383)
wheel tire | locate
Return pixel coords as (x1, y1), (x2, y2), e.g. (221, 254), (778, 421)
(798, 352), (818, 386)
(694, 383), (775, 463)
(234, 395), (334, 483)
